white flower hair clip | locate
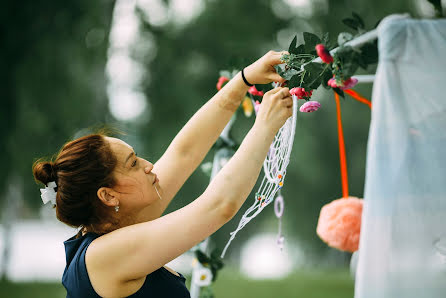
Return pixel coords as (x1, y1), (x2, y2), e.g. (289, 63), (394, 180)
(40, 181), (57, 206)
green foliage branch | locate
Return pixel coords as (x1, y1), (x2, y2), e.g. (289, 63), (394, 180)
(276, 12), (378, 98)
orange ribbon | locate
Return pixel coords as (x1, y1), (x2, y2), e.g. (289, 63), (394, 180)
(334, 89), (372, 198)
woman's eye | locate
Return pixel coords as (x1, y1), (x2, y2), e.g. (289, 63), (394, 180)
(132, 159), (137, 167)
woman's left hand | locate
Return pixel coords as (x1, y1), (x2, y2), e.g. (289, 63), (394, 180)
(243, 50), (289, 85)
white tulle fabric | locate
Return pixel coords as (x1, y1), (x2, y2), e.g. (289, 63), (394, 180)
(355, 16), (446, 297)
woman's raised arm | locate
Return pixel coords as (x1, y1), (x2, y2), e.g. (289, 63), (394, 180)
(85, 85), (293, 297)
(149, 51), (287, 217)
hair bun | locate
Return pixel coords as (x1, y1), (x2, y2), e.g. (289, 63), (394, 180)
(32, 160), (57, 186)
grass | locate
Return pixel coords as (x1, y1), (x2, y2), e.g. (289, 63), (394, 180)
(0, 268), (354, 298)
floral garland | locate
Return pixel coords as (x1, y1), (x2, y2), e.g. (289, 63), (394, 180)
(276, 12), (378, 111)
(275, 12), (378, 253)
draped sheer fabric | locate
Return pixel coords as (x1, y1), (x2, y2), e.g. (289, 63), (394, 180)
(355, 16), (446, 297)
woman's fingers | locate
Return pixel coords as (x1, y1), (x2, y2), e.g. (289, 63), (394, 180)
(268, 50), (290, 65)
(269, 73), (286, 83)
(282, 96), (293, 108)
(267, 87), (285, 95)
(273, 87), (290, 99)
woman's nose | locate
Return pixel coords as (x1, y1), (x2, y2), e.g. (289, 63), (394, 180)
(144, 163), (153, 174)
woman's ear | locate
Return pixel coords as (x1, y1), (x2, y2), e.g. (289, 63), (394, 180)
(97, 187), (119, 207)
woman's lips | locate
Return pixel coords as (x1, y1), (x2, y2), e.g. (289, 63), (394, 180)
(152, 174), (158, 184)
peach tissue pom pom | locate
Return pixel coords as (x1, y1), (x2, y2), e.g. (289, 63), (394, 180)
(316, 196), (363, 253)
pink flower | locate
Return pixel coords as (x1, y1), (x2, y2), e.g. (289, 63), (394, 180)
(248, 85), (264, 96)
(299, 100), (321, 113)
(327, 77), (358, 90)
(254, 100), (261, 114)
(290, 87), (313, 99)
(340, 77), (358, 90)
(316, 197), (363, 253)
(327, 78), (337, 88)
(315, 44), (333, 64)
(216, 76), (229, 90)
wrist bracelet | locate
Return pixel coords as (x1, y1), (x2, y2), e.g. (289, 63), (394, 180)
(241, 68), (254, 87)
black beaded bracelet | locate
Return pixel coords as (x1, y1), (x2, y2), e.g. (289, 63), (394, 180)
(241, 68), (254, 87)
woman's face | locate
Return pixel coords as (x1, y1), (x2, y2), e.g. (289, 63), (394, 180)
(105, 137), (160, 210)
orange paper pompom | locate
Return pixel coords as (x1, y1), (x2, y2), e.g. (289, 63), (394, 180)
(316, 197), (363, 253)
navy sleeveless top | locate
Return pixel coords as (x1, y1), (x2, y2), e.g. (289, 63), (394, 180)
(62, 232), (190, 298)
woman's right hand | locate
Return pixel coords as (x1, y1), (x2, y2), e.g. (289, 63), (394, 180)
(254, 87), (293, 133)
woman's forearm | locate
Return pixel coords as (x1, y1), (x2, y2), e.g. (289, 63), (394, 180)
(166, 72), (249, 161)
(205, 122), (276, 217)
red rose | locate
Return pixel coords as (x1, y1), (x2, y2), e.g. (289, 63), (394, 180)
(290, 87), (312, 99)
(248, 85), (264, 97)
(315, 44), (333, 64)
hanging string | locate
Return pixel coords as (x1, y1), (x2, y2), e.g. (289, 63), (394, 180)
(334, 89), (372, 199)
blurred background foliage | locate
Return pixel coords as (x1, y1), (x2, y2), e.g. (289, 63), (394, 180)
(0, 0), (437, 294)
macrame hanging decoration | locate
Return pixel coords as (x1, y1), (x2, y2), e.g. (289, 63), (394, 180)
(316, 90), (371, 253)
(221, 85), (298, 258)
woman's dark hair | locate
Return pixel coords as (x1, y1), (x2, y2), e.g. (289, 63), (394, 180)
(32, 131), (119, 234)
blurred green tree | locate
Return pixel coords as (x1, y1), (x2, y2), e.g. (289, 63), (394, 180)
(0, 0), (115, 214)
(0, 0), (423, 271)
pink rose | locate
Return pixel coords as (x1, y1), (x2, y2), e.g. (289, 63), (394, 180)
(315, 44), (333, 64)
(340, 77), (358, 90)
(327, 77), (358, 90)
(216, 76), (229, 90)
(248, 85), (264, 97)
(290, 87), (313, 99)
(299, 100), (321, 113)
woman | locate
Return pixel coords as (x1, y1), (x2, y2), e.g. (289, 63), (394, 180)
(33, 50), (292, 297)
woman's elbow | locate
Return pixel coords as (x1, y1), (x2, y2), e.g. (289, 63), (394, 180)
(218, 200), (238, 222)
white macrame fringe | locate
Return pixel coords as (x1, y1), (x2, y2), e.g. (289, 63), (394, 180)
(221, 93), (298, 258)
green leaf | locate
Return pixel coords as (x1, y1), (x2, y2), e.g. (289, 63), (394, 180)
(321, 66), (333, 89)
(360, 41), (378, 65)
(211, 268), (219, 282)
(195, 250), (211, 264)
(351, 12), (365, 29)
(282, 68), (299, 80)
(274, 65), (285, 77)
(321, 32), (331, 49)
(342, 59), (359, 78)
(427, 0), (443, 17)
(288, 73), (302, 88)
(342, 18), (359, 31)
(333, 87), (345, 98)
(333, 46), (359, 78)
(356, 53), (368, 70)
(288, 36), (297, 54)
(303, 32), (321, 53)
(295, 44), (305, 55)
(302, 62), (324, 90)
